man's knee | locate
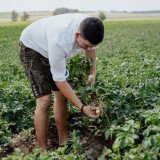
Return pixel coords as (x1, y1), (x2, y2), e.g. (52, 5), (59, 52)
(54, 91), (67, 102)
(36, 95), (51, 112)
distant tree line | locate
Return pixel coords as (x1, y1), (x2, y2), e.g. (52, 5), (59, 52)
(10, 8), (160, 22)
(131, 10), (160, 14)
(11, 10), (29, 22)
(110, 10), (160, 14)
(11, 8), (106, 22)
(53, 7), (79, 15)
(53, 8), (106, 21)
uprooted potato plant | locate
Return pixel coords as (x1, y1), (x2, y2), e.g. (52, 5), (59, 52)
(67, 54), (106, 112)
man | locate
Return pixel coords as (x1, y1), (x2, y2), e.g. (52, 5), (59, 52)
(19, 13), (104, 152)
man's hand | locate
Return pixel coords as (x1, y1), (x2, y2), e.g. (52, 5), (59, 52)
(87, 74), (95, 85)
(82, 106), (100, 119)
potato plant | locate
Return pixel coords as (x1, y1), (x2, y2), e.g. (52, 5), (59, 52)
(67, 54), (104, 107)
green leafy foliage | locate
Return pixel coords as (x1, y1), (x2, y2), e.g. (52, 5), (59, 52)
(0, 112), (14, 148)
(0, 20), (160, 159)
(0, 23), (35, 141)
(67, 54), (102, 105)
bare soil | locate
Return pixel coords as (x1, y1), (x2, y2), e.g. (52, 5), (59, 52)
(1, 126), (113, 159)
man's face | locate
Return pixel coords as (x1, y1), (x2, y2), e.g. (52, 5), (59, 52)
(75, 32), (96, 50)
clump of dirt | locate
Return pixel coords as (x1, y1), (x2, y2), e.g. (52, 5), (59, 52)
(11, 130), (37, 153)
(91, 98), (105, 108)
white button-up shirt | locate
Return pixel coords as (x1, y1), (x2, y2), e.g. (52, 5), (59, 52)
(20, 13), (90, 82)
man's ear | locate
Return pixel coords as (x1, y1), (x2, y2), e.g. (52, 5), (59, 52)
(75, 32), (80, 38)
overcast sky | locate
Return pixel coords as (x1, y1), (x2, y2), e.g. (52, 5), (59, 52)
(0, 0), (160, 12)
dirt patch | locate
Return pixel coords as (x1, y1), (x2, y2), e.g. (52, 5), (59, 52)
(1, 127), (113, 159)
(10, 129), (59, 154)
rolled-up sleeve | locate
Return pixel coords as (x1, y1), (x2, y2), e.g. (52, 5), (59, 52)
(48, 42), (69, 82)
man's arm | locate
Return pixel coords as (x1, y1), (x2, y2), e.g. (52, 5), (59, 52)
(55, 81), (83, 109)
(84, 49), (96, 84)
(55, 80), (99, 119)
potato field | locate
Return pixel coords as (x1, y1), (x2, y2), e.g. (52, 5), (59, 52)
(0, 20), (160, 159)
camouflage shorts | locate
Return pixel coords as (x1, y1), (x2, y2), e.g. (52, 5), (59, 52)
(19, 42), (59, 98)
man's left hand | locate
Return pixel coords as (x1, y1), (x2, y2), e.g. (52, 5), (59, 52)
(87, 74), (95, 85)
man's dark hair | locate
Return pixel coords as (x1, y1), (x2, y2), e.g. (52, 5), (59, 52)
(79, 17), (104, 45)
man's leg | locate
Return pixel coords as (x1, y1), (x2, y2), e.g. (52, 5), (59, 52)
(53, 91), (69, 145)
(34, 94), (51, 151)
(19, 43), (52, 151)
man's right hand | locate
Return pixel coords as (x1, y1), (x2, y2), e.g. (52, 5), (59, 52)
(82, 106), (100, 119)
